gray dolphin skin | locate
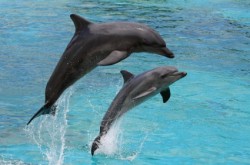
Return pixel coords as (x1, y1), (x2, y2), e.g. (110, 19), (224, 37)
(91, 66), (187, 155)
(27, 14), (175, 125)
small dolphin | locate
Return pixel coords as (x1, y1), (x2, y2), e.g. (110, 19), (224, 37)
(91, 66), (187, 155)
(27, 14), (175, 125)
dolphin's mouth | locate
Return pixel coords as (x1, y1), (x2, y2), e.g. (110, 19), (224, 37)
(161, 47), (175, 58)
(142, 45), (174, 58)
(170, 71), (187, 77)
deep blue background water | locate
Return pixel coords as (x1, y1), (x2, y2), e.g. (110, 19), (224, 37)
(0, 0), (250, 164)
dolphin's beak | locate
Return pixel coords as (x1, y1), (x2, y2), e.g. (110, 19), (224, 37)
(161, 47), (175, 58)
(171, 71), (187, 78)
(142, 45), (175, 58)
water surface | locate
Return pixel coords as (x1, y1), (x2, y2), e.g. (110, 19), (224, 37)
(0, 0), (250, 164)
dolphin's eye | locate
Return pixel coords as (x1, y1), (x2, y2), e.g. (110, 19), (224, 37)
(142, 39), (150, 45)
(160, 74), (168, 79)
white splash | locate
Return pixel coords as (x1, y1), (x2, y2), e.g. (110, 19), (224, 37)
(91, 118), (151, 161)
(94, 119), (123, 156)
(119, 133), (149, 161)
(24, 88), (73, 165)
(0, 155), (26, 165)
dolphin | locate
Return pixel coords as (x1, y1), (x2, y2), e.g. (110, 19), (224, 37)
(91, 66), (187, 155)
(27, 14), (175, 125)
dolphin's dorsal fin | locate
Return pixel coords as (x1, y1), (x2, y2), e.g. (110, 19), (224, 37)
(160, 87), (171, 103)
(120, 70), (134, 84)
(70, 14), (92, 32)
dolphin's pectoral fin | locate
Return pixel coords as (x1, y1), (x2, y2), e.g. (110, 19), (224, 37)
(98, 50), (129, 66)
(120, 70), (135, 84)
(133, 87), (157, 100)
(160, 87), (171, 103)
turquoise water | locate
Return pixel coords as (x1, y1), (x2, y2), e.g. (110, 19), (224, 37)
(0, 0), (250, 164)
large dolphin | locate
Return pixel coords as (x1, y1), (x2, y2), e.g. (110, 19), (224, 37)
(91, 66), (187, 155)
(27, 14), (175, 125)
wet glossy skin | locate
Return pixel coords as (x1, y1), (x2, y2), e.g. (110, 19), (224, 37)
(45, 14), (174, 109)
(91, 66), (186, 155)
(28, 14), (175, 125)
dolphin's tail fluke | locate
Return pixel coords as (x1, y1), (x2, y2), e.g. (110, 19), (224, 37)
(91, 135), (102, 156)
(27, 103), (56, 125)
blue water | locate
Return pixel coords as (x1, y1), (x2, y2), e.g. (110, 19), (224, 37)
(0, 0), (250, 164)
